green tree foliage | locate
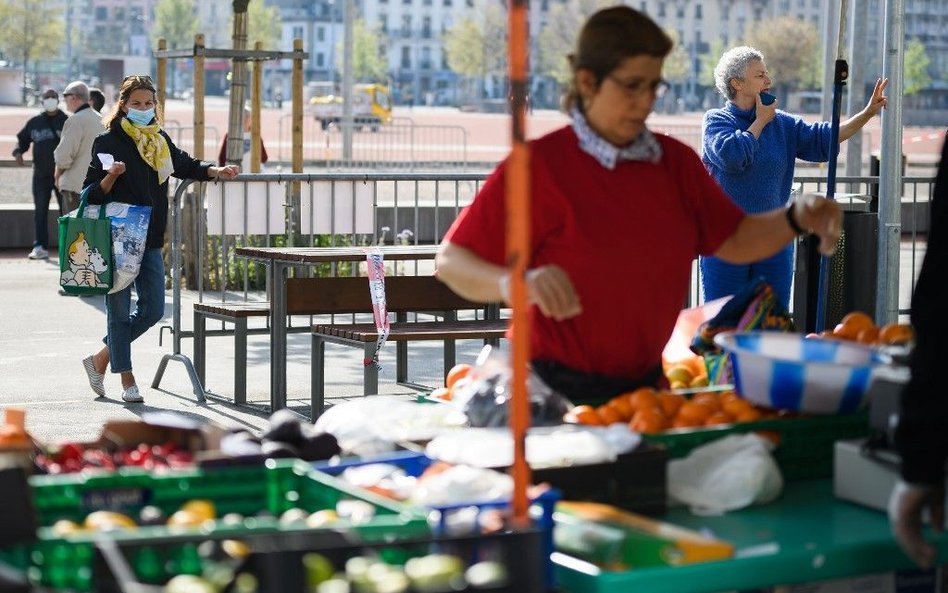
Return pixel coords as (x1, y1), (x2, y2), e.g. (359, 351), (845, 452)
(903, 38), (932, 96)
(443, 0), (507, 100)
(0, 0), (63, 100)
(663, 29), (690, 85)
(742, 16), (819, 96)
(536, 0), (614, 85)
(698, 38), (726, 90)
(152, 0), (197, 50)
(339, 18), (389, 83)
(246, 0), (282, 50)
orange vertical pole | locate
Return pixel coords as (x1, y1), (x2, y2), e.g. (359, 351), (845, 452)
(506, 0), (532, 527)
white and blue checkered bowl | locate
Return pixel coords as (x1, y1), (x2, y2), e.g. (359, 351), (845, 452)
(713, 331), (887, 414)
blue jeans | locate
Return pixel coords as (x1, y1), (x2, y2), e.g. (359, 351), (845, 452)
(104, 248), (165, 373)
(700, 243), (795, 310)
(32, 175), (62, 248)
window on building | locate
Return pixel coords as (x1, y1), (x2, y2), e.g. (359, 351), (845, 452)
(403, 0), (411, 5)
(317, 26), (325, 42)
(676, 5), (684, 18)
(95, 6), (107, 20)
(695, 5), (702, 18)
(422, 16), (431, 38)
(401, 46), (411, 69)
(422, 46), (431, 68)
(402, 15), (411, 36)
(444, 0), (452, 5)
(380, 14), (388, 33)
(293, 26), (304, 40)
(424, 0), (432, 5)
(657, 2), (665, 17)
(317, 53), (325, 67)
(722, 6), (730, 20)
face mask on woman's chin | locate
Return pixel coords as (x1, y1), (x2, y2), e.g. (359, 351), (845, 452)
(42, 98), (59, 112)
(125, 107), (155, 127)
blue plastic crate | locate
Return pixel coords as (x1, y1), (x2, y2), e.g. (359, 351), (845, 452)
(314, 451), (559, 590)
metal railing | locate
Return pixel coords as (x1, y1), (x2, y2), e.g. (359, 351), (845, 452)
(275, 114), (469, 170)
(155, 172), (933, 402)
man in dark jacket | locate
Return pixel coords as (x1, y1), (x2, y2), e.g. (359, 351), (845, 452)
(889, 137), (948, 568)
(12, 88), (68, 260)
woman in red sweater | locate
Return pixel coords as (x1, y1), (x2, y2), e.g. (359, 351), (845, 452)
(436, 6), (842, 405)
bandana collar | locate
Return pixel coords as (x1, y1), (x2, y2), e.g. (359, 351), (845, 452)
(570, 107), (662, 169)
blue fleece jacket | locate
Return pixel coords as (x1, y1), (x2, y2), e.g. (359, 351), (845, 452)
(702, 102), (834, 214)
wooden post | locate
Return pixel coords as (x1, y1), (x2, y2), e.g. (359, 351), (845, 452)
(292, 38), (304, 174)
(290, 38), (304, 247)
(226, 1), (250, 165)
(193, 34), (206, 160)
(250, 41), (263, 173)
(156, 38), (167, 114)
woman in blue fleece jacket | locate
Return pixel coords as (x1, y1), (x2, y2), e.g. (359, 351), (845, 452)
(700, 46), (887, 309)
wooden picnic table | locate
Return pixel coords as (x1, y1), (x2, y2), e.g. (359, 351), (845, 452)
(235, 245), (440, 412)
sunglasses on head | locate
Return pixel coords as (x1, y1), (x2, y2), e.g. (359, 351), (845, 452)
(123, 75), (154, 84)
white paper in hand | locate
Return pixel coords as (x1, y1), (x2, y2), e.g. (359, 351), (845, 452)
(98, 153), (114, 171)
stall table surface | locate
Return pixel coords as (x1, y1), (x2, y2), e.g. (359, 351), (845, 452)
(554, 479), (942, 593)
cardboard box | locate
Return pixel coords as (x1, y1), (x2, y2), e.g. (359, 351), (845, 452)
(79, 411), (226, 454)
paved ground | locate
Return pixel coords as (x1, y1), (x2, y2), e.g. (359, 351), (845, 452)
(0, 248), (497, 444)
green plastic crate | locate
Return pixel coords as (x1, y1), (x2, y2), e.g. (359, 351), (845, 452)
(643, 412), (869, 481)
(1, 459), (429, 592)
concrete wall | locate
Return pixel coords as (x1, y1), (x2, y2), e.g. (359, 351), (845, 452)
(0, 205), (58, 249)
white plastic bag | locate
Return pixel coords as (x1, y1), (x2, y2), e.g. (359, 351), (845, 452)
(667, 433), (783, 515)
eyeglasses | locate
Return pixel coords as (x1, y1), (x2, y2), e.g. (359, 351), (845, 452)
(606, 75), (670, 99)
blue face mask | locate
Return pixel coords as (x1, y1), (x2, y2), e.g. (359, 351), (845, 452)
(126, 107), (155, 127)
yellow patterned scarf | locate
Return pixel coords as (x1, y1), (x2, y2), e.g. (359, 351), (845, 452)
(120, 117), (173, 184)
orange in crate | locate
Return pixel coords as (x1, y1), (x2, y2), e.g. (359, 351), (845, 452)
(606, 396), (636, 422)
(658, 392), (686, 418)
(629, 407), (668, 434)
(596, 405), (626, 426)
(878, 323), (914, 345)
(565, 405), (603, 426)
(677, 401), (712, 425)
(626, 387), (660, 414)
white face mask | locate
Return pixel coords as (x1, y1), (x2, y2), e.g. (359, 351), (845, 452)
(42, 98), (59, 112)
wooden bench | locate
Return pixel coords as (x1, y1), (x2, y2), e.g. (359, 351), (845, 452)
(300, 275), (508, 419)
(193, 275), (505, 411)
(193, 299), (319, 404)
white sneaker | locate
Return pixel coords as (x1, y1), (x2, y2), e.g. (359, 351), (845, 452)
(28, 246), (49, 260)
(121, 385), (144, 403)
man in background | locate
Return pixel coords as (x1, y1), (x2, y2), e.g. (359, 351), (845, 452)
(12, 88), (68, 260)
(54, 81), (102, 212)
(89, 87), (106, 113)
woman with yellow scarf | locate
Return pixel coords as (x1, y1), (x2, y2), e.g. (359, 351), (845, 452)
(80, 75), (238, 404)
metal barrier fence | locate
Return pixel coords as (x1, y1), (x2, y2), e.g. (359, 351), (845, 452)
(275, 114), (470, 170)
(163, 123), (221, 158)
(155, 172), (933, 401)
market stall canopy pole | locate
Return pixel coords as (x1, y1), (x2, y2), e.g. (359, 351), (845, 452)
(506, 0), (532, 527)
(815, 0), (849, 332)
